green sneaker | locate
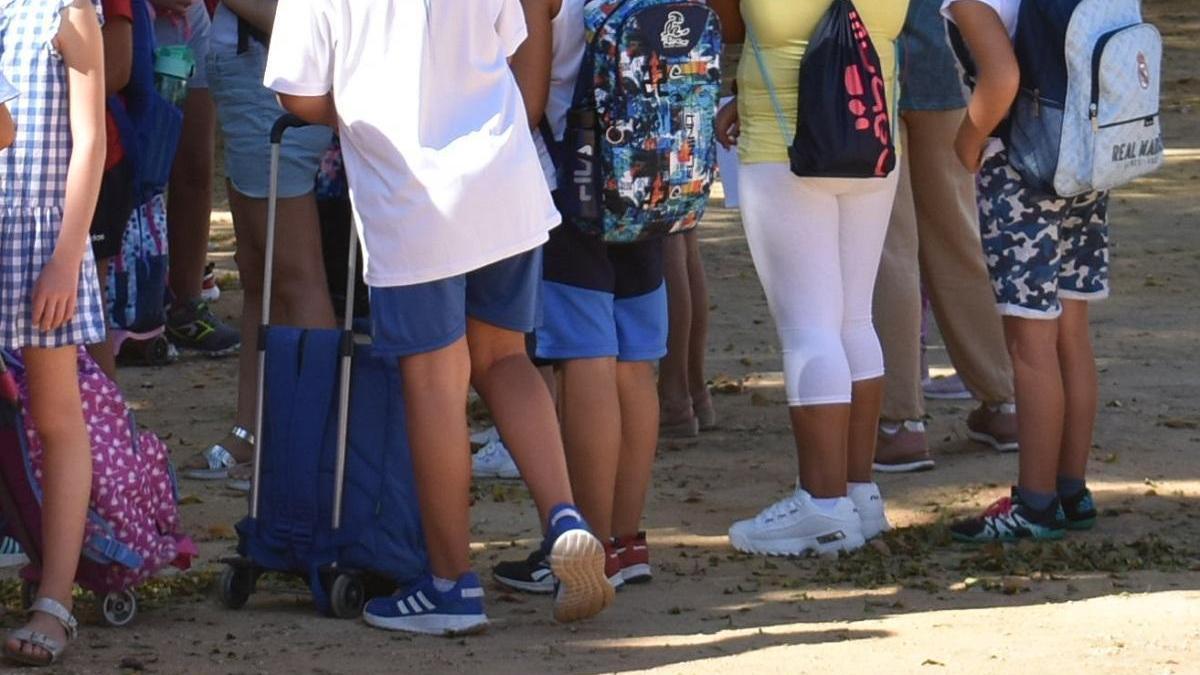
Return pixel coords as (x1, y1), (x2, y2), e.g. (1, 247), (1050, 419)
(950, 488), (1066, 543)
(166, 300), (240, 357)
(1061, 487), (1097, 531)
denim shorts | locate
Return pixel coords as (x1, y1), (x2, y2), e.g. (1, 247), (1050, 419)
(977, 150), (1110, 319)
(369, 248), (543, 358)
(207, 48), (329, 199)
(535, 224), (667, 362)
(153, 1), (211, 89)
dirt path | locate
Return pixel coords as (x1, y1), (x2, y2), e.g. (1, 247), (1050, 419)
(3, 1), (1198, 673)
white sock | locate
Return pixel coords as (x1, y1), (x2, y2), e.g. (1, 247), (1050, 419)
(432, 576), (456, 592)
(848, 482), (880, 501)
(810, 497), (842, 513)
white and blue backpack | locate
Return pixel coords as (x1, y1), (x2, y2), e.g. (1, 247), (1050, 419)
(955, 0), (1164, 197)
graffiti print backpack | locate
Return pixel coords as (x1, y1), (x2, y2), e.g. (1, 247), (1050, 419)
(952, 0), (1164, 197)
(0, 350), (194, 596)
(554, 0), (722, 243)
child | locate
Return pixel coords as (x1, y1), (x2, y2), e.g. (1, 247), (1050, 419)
(182, 0), (337, 488)
(265, 0), (613, 633)
(943, 0), (1102, 540)
(659, 229), (715, 437)
(490, 0), (667, 595)
(85, 0), (137, 378)
(0, 0), (107, 666)
(712, 0), (908, 557)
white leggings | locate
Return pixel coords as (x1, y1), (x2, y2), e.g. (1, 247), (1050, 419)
(739, 163), (899, 406)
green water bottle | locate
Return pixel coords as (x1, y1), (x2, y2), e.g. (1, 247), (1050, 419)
(154, 45), (195, 106)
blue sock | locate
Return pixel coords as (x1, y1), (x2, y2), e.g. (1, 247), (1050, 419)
(1015, 486), (1057, 512)
(1056, 476), (1086, 499)
(542, 503), (587, 554)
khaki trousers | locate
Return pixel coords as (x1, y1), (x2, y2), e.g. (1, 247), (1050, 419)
(873, 109), (1014, 421)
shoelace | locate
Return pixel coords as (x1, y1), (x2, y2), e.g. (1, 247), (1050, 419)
(757, 494), (802, 523)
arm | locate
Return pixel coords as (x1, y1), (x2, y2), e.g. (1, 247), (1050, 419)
(0, 105), (13, 149)
(277, 93), (337, 128)
(710, 0), (744, 45)
(36, 0), (107, 331)
(948, 0), (1020, 171)
(509, 0), (558, 129)
(224, 0), (278, 35)
(101, 13), (133, 94)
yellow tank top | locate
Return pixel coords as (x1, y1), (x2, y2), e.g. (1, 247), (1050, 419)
(737, 0), (909, 164)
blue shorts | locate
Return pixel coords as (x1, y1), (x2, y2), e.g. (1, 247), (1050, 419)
(208, 49), (329, 199)
(369, 248), (543, 358)
(978, 150), (1110, 319)
(535, 225), (667, 362)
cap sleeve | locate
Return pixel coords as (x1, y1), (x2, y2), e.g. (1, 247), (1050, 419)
(495, 0), (528, 58)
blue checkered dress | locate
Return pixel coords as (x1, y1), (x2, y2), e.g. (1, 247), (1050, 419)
(0, 0), (106, 349)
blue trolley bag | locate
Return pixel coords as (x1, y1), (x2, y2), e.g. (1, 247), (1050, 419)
(219, 116), (427, 618)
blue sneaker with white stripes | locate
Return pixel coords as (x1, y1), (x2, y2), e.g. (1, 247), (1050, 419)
(544, 504), (614, 623)
(362, 573), (488, 636)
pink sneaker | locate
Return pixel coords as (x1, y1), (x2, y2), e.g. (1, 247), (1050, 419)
(966, 403), (1019, 453)
(874, 421), (935, 473)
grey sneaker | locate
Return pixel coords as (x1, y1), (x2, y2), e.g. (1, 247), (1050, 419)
(166, 300), (240, 357)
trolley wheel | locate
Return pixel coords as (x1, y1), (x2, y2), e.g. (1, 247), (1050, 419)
(329, 574), (365, 619)
(219, 564), (255, 610)
(20, 581), (37, 611)
(101, 590), (138, 627)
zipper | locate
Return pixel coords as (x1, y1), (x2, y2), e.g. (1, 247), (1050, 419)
(1097, 113), (1157, 131)
(1090, 24), (1139, 130)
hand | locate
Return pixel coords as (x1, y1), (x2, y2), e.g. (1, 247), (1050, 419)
(32, 255), (81, 333)
(715, 98), (740, 150)
(151, 0), (194, 13)
(954, 120), (987, 173)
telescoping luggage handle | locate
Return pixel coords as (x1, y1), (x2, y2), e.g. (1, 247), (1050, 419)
(250, 114), (359, 532)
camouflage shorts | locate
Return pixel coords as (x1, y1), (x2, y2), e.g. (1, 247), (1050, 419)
(977, 150), (1110, 319)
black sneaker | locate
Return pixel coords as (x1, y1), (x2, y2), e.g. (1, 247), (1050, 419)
(492, 549), (555, 595)
(950, 488), (1066, 543)
(1060, 487), (1097, 531)
(166, 300), (240, 357)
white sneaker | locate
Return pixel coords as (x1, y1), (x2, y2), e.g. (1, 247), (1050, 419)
(848, 482), (891, 540)
(728, 487), (866, 557)
(470, 426), (501, 446)
(472, 437), (521, 480)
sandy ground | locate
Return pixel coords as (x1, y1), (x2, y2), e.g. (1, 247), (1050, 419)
(3, 1), (1199, 673)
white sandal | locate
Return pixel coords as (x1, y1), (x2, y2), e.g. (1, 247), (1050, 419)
(182, 425), (254, 480)
(3, 597), (77, 667)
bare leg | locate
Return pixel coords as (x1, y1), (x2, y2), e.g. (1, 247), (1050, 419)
(683, 231), (713, 421)
(1055, 300), (1096, 481)
(1004, 316), (1063, 495)
(86, 256), (118, 379)
(167, 88), (215, 306)
(206, 187), (334, 467)
(790, 403), (851, 498)
(6, 348), (92, 660)
(611, 361), (659, 539)
(400, 338), (472, 579)
(559, 358), (621, 541)
(468, 319), (572, 527)
(846, 377), (883, 484)
(658, 234), (693, 425)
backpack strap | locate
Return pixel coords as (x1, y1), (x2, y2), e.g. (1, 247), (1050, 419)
(237, 16), (269, 55)
(743, 21), (795, 148)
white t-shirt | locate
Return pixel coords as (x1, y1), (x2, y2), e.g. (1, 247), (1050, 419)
(941, 0), (1019, 39)
(264, 0), (561, 288)
(533, 0), (586, 188)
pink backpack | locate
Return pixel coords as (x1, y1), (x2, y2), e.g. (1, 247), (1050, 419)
(0, 349), (194, 601)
